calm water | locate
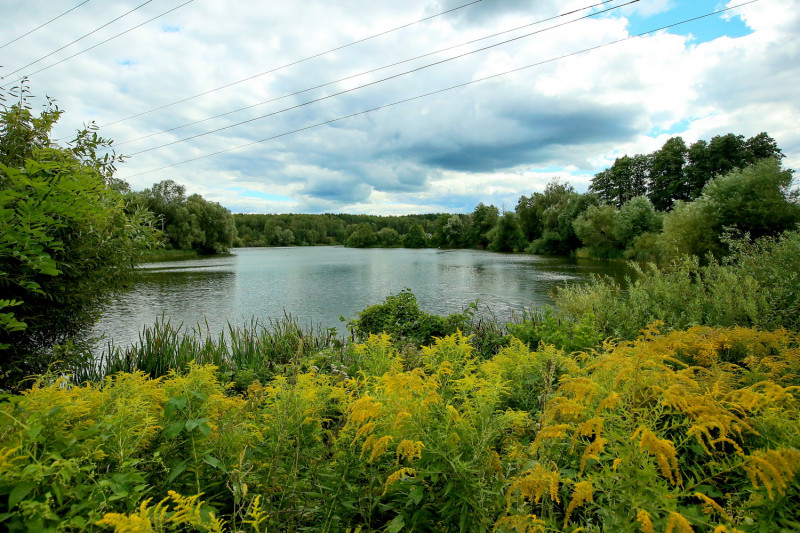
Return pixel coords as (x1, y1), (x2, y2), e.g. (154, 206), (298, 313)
(93, 247), (629, 348)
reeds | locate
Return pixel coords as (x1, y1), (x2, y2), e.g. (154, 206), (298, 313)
(72, 314), (339, 384)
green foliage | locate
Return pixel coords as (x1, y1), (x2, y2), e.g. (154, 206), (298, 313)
(2, 324), (798, 532)
(0, 87), (157, 386)
(555, 229), (800, 339)
(613, 195), (662, 244)
(403, 223), (428, 248)
(572, 204), (622, 259)
(660, 158), (799, 260)
(589, 153), (650, 208)
(132, 180), (237, 254)
(442, 214), (467, 248)
(590, 132), (784, 212)
(489, 212), (526, 252)
(507, 307), (602, 354)
(349, 290), (470, 346)
(516, 181), (599, 255)
(468, 202), (499, 249)
(233, 212), (439, 248)
(345, 222), (378, 248)
(649, 136), (688, 211)
(376, 227), (401, 247)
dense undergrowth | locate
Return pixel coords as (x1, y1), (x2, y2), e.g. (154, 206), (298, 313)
(1, 325), (798, 532)
(1, 230), (799, 532)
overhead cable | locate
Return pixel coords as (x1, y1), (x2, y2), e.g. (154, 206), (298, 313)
(121, 0), (759, 180)
(1, 0), (195, 88)
(0, 1), (91, 50)
(125, 0), (640, 156)
(116, 0), (625, 147)
(100, 0), (487, 127)
(3, 0), (155, 79)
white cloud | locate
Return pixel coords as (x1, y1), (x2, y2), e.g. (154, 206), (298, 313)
(2, 0), (797, 213)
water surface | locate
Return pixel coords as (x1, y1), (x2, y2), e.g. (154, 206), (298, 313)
(93, 247), (629, 348)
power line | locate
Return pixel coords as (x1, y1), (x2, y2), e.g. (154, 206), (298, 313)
(125, 0), (639, 157)
(100, 0), (487, 127)
(3, 0), (154, 79)
(116, 0), (624, 147)
(0, 0), (195, 89)
(121, 0), (759, 181)
(0, 1), (91, 50)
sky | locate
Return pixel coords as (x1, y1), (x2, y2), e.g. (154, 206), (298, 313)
(2, 0), (798, 215)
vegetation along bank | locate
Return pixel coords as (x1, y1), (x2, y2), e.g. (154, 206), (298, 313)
(1, 85), (799, 531)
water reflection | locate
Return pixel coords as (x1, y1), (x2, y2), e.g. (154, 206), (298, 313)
(93, 247), (630, 349)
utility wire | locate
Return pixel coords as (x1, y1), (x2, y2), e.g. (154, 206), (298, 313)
(0, 1), (91, 50)
(126, 0), (639, 156)
(117, 0), (624, 147)
(3, 0), (154, 79)
(100, 0), (486, 127)
(121, 0), (759, 180)
(1, 0), (195, 89)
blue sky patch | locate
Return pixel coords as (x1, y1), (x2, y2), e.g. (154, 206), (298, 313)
(116, 59), (136, 66)
(648, 118), (691, 137)
(161, 24), (180, 33)
(621, 1), (752, 43)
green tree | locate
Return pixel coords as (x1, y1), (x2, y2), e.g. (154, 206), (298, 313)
(403, 224), (428, 248)
(573, 204), (622, 258)
(134, 180), (236, 254)
(489, 212), (526, 252)
(589, 154), (650, 208)
(661, 157), (799, 260)
(442, 214), (466, 248)
(376, 227), (401, 247)
(467, 203), (499, 249)
(0, 89), (156, 385)
(516, 181), (575, 242)
(528, 190), (598, 255)
(345, 223), (378, 248)
(184, 194), (238, 254)
(613, 195), (662, 245)
(648, 136), (688, 210)
(744, 131), (784, 163)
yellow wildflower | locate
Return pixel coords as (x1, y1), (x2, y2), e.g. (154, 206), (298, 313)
(563, 481), (593, 526)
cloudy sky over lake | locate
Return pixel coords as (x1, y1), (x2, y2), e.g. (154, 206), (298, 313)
(3, 0), (797, 214)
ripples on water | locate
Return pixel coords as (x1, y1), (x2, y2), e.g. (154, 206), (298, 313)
(93, 247), (630, 349)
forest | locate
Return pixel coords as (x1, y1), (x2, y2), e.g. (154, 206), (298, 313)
(1, 88), (799, 532)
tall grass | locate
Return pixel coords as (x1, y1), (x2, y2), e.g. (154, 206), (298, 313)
(71, 315), (339, 384)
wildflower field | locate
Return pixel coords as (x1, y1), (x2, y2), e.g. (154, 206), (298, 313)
(2, 231), (799, 532)
(1, 322), (798, 532)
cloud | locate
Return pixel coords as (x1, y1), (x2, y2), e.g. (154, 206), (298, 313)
(3, 0), (797, 213)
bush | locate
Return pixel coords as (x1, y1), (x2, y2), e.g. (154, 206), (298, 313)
(348, 290), (470, 346)
(555, 229), (800, 339)
(2, 326), (798, 531)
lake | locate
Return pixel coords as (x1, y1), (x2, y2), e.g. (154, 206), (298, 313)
(92, 247), (630, 348)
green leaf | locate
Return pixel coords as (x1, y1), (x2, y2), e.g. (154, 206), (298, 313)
(9, 482), (36, 509)
(386, 515), (405, 533)
(164, 421), (184, 438)
(166, 460), (189, 483)
(164, 395), (187, 416)
(203, 455), (223, 470)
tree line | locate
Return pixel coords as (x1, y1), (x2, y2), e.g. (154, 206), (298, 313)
(229, 130), (797, 264)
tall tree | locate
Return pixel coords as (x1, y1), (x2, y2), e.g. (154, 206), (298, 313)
(134, 180), (237, 253)
(489, 212), (526, 252)
(648, 136), (688, 210)
(468, 203), (499, 249)
(661, 157), (799, 259)
(589, 154), (650, 208)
